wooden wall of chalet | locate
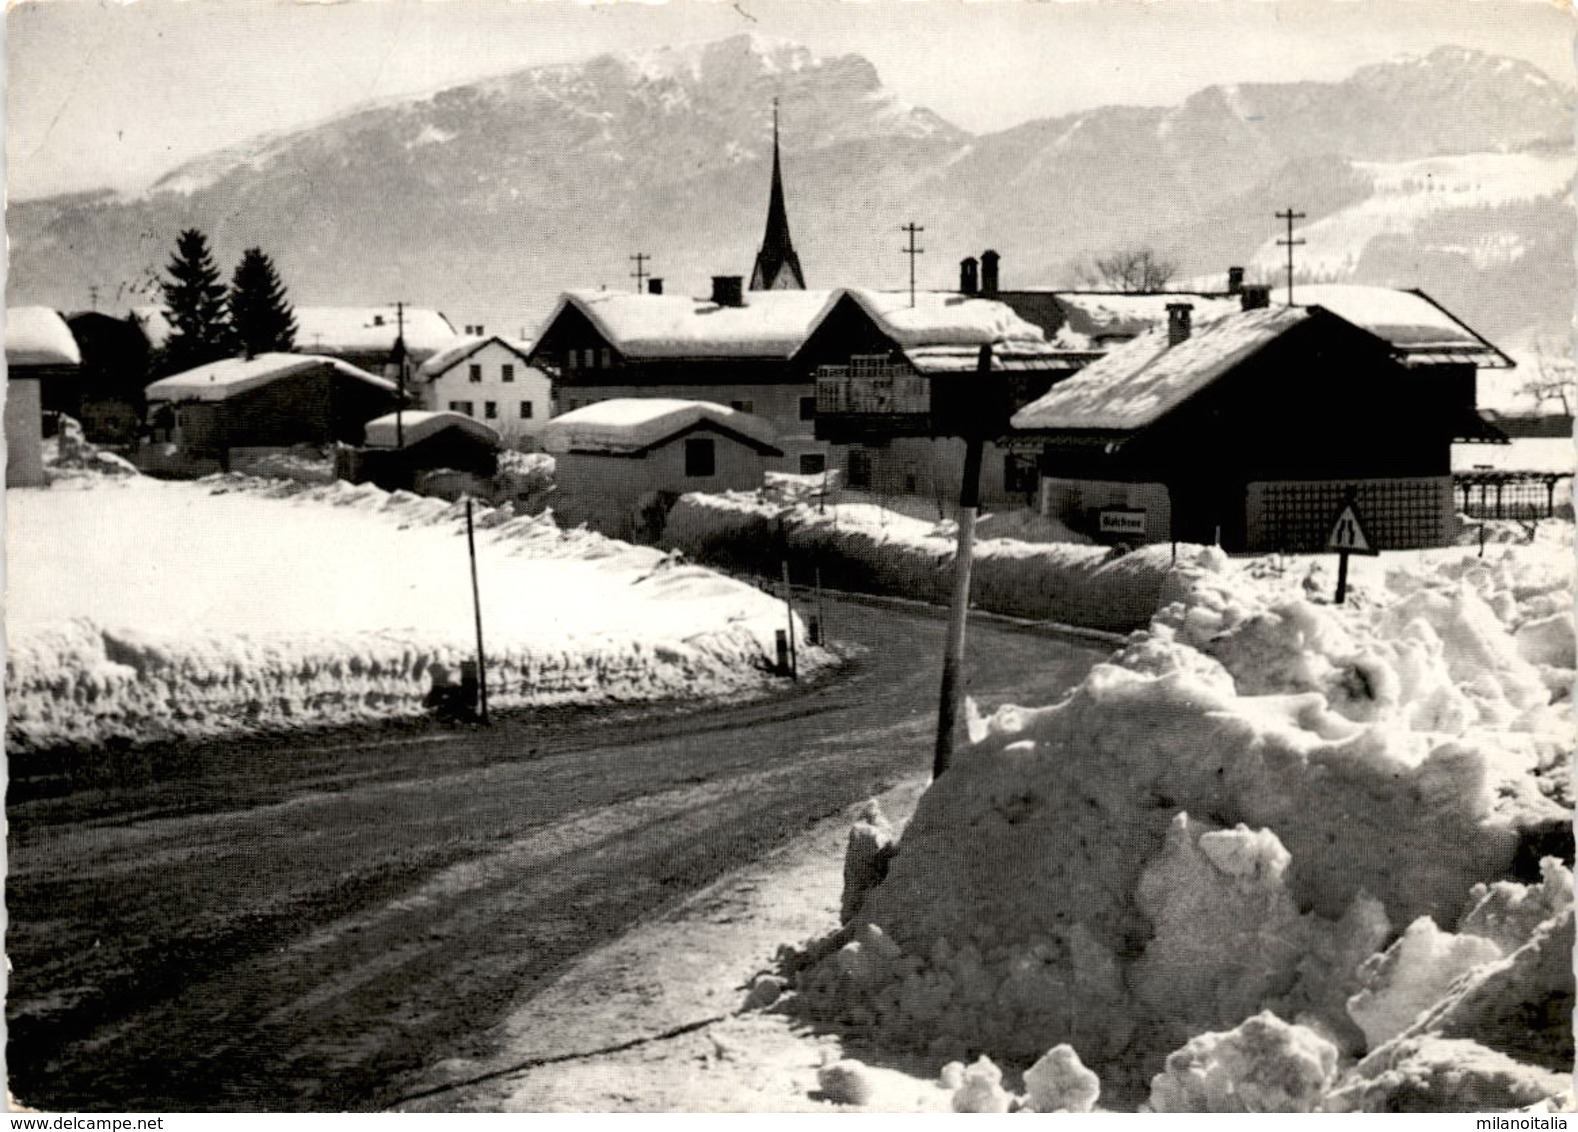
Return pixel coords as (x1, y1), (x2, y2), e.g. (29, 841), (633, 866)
(171, 367), (394, 457)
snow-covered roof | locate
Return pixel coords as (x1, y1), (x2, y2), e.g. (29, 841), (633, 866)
(840, 289), (1050, 348)
(902, 343), (1086, 375)
(417, 335), (537, 381)
(1295, 286), (1510, 364)
(1013, 306), (1310, 433)
(144, 353), (397, 402)
(363, 410), (501, 449)
(542, 398), (781, 455)
(129, 306), (172, 349)
(293, 307), (460, 359)
(548, 289), (833, 359)
(1049, 293), (1242, 347)
(6, 307), (81, 368)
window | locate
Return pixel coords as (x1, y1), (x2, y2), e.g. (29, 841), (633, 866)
(1004, 453), (1040, 496)
(520, 401), (534, 419)
(502, 364), (515, 383)
(799, 453), (827, 476)
(799, 396), (817, 421)
(469, 364), (482, 383)
(484, 401), (498, 419)
(565, 351), (577, 371)
(600, 348), (612, 369)
(729, 399), (755, 414)
(847, 449), (872, 489)
(685, 438), (716, 477)
(584, 348), (598, 369)
(450, 400), (475, 417)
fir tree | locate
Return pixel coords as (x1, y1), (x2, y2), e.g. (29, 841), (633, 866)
(157, 228), (233, 374)
(229, 247), (298, 359)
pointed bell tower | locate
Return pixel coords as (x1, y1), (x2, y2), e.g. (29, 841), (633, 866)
(749, 99), (807, 291)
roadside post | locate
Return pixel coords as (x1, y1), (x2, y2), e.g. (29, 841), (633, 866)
(934, 430), (984, 779)
(465, 499), (491, 724)
(781, 559), (799, 680)
(1325, 491), (1379, 604)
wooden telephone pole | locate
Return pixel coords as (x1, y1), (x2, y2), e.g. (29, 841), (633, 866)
(389, 300), (409, 449)
(901, 222), (925, 308)
(1275, 207), (1306, 306)
(629, 252), (651, 293)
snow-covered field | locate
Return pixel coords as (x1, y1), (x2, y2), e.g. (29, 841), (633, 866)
(786, 526), (1574, 1112)
(6, 476), (817, 752)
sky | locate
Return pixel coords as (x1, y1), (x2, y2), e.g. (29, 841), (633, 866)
(6, 0), (1574, 200)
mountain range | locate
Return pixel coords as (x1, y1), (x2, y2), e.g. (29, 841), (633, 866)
(7, 34), (1572, 344)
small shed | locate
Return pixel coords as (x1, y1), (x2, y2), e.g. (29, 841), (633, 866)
(6, 307), (82, 487)
(141, 352), (397, 475)
(542, 398), (783, 540)
(1011, 303), (1504, 552)
(355, 410), (502, 490)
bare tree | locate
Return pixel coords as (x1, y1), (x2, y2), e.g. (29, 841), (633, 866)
(1519, 335), (1574, 417)
(1076, 246), (1180, 292)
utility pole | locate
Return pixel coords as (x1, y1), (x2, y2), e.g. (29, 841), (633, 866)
(390, 301), (409, 449)
(1275, 207), (1306, 306)
(933, 344), (990, 779)
(88, 284), (100, 311)
(629, 252), (651, 294)
(901, 222), (925, 308)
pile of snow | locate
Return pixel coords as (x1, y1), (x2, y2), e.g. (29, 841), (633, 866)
(41, 416), (138, 481)
(6, 476), (823, 753)
(662, 491), (1202, 633)
(783, 533), (1572, 1109)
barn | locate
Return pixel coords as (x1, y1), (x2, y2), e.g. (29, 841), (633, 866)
(141, 353), (398, 476)
(355, 410), (502, 491)
(6, 307), (82, 487)
(1011, 301), (1505, 551)
(542, 398), (782, 541)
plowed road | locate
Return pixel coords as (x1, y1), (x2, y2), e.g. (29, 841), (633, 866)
(7, 596), (1108, 1111)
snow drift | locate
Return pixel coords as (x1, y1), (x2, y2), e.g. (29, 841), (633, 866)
(6, 475), (821, 752)
(784, 533), (1573, 1110)
(662, 491), (1204, 633)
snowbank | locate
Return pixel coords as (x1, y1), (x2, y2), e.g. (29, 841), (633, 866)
(783, 532), (1573, 1109)
(6, 476), (823, 753)
(662, 492), (1203, 633)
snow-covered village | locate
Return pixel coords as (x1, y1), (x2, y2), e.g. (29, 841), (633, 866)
(4, 0), (1575, 1118)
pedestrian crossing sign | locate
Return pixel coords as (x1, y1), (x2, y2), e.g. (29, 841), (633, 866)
(1326, 499), (1379, 555)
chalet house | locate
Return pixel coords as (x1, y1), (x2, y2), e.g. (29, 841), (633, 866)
(417, 335), (551, 447)
(528, 280), (830, 474)
(140, 353), (397, 477)
(65, 311), (154, 445)
(292, 306), (461, 377)
(354, 409), (502, 491)
(541, 398), (782, 541)
(1010, 298), (1506, 552)
(801, 289), (1089, 509)
(5, 307), (82, 487)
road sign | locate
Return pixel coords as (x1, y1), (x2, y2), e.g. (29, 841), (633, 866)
(1325, 500), (1379, 556)
(1099, 508), (1147, 537)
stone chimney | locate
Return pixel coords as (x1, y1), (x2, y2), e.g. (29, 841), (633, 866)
(711, 275), (744, 308)
(1240, 284), (1272, 311)
(980, 250), (1001, 296)
(648, 278), (664, 296)
(1227, 266), (1245, 295)
(960, 257), (980, 296)
(1166, 302), (1193, 347)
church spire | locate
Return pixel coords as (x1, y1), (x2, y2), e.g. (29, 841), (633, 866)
(749, 98), (806, 291)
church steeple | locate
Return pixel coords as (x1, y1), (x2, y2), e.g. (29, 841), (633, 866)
(749, 99), (806, 291)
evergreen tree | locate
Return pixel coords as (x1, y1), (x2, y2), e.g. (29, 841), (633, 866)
(158, 228), (233, 374)
(229, 247), (298, 359)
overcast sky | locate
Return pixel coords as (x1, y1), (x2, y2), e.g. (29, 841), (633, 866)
(7, 0), (1573, 200)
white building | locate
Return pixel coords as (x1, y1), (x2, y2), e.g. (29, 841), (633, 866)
(416, 336), (551, 447)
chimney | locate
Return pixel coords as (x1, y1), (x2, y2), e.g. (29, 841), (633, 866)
(1227, 266), (1245, 295)
(1166, 302), (1193, 347)
(1240, 284), (1272, 311)
(960, 257), (979, 296)
(980, 249), (1000, 296)
(711, 275), (744, 308)
(647, 278), (664, 296)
